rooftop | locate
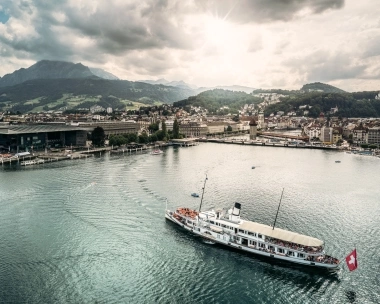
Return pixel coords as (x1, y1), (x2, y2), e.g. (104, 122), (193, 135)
(0, 124), (90, 135)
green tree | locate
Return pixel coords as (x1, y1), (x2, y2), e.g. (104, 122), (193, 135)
(138, 132), (149, 144)
(92, 126), (106, 147)
(348, 134), (353, 145)
(173, 119), (180, 139)
(148, 123), (159, 133)
(161, 120), (168, 140)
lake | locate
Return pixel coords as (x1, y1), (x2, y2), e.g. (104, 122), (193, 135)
(0, 143), (379, 303)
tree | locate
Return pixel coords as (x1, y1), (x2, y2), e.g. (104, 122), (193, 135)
(148, 123), (159, 133)
(92, 126), (106, 147)
(138, 133), (149, 144)
(161, 120), (168, 141)
(173, 119), (180, 139)
(348, 134), (353, 145)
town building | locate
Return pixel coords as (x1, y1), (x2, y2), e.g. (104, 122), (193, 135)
(0, 124), (90, 152)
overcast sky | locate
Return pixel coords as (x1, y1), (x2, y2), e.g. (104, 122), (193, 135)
(0, 0), (379, 91)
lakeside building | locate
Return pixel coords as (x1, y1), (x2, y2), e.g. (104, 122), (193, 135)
(79, 121), (140, 136)
(368, 127), (380, 146)
(179, 122), (208, 138)
(320, 127), (333, 144)
(352, 123), (368, 146)
(0, 124), (89, 152)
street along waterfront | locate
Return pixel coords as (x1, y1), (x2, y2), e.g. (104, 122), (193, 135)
(0, 143), (378, 303)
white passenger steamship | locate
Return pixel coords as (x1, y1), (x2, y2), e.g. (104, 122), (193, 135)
(165, 182), (340, 269)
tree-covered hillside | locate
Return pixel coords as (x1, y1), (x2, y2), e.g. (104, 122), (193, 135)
(0, 78), (194, 113)
(174, 89), (262, 114)
(301, 82), (346, 93)
(265, 91), (380, 118)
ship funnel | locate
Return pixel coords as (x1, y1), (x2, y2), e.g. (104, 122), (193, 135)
(232, 202), (241, 216)
(229, 202), (241, 222)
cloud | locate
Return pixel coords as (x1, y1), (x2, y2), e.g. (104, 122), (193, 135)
(197, 0), (345, 23)
(1, 0), (379, 92)
(284, 50), (367, 82)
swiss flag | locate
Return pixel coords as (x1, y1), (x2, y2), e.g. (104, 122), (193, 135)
(345, 249), (358, 271)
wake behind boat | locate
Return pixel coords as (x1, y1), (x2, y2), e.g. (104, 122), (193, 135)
(165, 179), (340, 270)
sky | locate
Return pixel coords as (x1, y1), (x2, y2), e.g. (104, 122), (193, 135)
(0, 0), (379, 92)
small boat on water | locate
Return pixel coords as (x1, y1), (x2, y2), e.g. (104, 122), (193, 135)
(150, 149), (163, 155)
(165, 178), (340, 270)
(335, 161), (341, 163)
(252, 166), (255, 169)
(191, 193), (199, 197)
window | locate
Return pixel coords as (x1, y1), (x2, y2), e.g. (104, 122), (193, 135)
(258, 234), (262, 239)
(210, 221), (215, 224)
(248, 232), (256, 237)
(278, 248), (283, 254)
(221, 224), (226, 228)
(239, 229), (244, 233)
(299, 253), (304, 258)
(288, 251), (293, 256)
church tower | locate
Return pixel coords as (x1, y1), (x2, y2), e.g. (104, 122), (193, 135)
(249, 118), (257, 140)
(258, 111), (264, 130)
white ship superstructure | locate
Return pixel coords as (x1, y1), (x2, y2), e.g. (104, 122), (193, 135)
(165, 202), (340, 269)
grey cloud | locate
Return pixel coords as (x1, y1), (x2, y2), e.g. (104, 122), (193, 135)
(362, 34), (380, 58)
(0, 0), (193, 66)
(284, 50), (367, 82)
(199, 0), (345, 23)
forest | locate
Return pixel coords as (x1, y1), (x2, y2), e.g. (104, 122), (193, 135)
(264, 92), (380, 118)
(173, 89), (262, 115)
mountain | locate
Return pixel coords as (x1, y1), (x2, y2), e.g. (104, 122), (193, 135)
(139, 78), (170, 85)
(301, 82), (346, 93)
(139, 79), (197, 90)
(196, 85), (255, 94)
(0, 78), (195, 113)
(89, 68), (119, 80)
(0, 60), (95, 88)
(139, 79), (254, 93)
(173, 89), (262, 115)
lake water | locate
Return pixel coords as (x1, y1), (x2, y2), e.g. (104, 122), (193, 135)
(0, 143), (379, 303)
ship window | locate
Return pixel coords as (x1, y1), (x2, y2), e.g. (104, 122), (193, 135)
(210, 221), (215, 224)
(221, 224), (226, 228)
(299, 253), (304, 258)
(278, 248), (284, 253)
(258, 234), (262, 238)
(288, 251), (293, 256)
(248, 232), (256, 237)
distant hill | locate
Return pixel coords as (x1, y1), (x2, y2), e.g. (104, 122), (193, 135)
(89, 67), (119, 80)
(196, 85), (255, 94)
(264, 91), (380, 118)
(173, 89), (261, 115)
(139, 79), (197, 90)
(0, 78), (195, 113)
(0, 60), (96, 88)
(301, 82), (346, 93)
(139, 80), (254, 93)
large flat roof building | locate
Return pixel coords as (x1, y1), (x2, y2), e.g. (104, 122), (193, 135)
(0, 124), (91, 152)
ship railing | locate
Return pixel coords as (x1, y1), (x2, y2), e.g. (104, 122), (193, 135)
(307, 254), (339, 265)
(265, 238), (323, 255)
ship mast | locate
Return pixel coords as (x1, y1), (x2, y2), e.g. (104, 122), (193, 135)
(272, 188), (284, 230)
(198, 174), (208, 213)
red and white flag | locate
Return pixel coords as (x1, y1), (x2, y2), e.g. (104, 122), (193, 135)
(345, 249), (358, 271)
